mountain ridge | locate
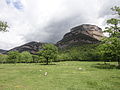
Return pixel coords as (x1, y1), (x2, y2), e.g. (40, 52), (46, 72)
(1, 24), (104, 54)
(5, 41), (46, 54)
(56, 24), (104, 48)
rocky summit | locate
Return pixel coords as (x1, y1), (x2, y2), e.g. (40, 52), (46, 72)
(6, 41), (45, 54)
(56, 24), (104, 48)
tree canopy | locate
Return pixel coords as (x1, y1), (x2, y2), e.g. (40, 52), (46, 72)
(0, 21), (9, 32)
(97, 6), (120, 67)
(104, 6), (120, 37)
(38, 44), (58, 65)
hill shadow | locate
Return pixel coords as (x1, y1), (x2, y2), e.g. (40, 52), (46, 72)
(92, 63), (120, 69)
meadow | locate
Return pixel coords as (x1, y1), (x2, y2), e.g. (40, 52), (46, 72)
(0, 61), (120, 90)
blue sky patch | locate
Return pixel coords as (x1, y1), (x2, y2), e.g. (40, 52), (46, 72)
(6, 0), (11, 4)
(5, 0), (23, 10)
(13, 1), (23, 9)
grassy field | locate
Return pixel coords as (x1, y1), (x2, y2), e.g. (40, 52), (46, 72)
(0, 61), (120, 90)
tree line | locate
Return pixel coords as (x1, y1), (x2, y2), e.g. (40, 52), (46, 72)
(0, 44), (58, 65)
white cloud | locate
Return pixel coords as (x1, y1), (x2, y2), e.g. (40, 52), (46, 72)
(0, 0), (119, 50)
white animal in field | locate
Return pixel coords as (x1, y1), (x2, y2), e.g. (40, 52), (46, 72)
(44, 72), (48, 76)
(78, 67), (82, 70)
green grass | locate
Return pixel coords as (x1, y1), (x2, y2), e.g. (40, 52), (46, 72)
(0, 61), (120, 90)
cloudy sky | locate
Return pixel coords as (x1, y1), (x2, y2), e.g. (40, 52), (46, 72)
(0, 0), (119, 50)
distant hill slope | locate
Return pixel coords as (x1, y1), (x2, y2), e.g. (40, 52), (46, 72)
(56, 24), (104, 48)
(5, 41), (46, 54)
(0, 49), (7, 54)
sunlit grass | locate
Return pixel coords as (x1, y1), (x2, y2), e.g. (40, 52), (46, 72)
(0, 61), (120, 90)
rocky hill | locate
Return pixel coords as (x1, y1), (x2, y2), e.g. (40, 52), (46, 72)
(2, 24), (104, 54)
(5, 41), (46, 54)
(56, 24), (104, 48)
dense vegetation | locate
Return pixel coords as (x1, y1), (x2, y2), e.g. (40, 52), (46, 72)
(58, 44), (99, 61)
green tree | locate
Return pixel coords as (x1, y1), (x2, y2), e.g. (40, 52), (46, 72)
(0, 54), (8, 63)
(38, 44), (58, 65)
(32, 55), (42, 63)
(97, 37), (120, 65)
(97, 6), (120, 66)
(7, 51), (20, 63)
(111, 6), (120, 15)
(0, 21), (9, 32)
(20, 51), (33, 63)
(104, 6), (120, 37)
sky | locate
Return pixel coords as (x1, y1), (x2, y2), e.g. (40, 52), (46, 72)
(0, 0), (120, 50)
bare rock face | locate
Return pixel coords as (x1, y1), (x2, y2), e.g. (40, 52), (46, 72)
(56, 24), (104, 48)
(6, 41), (45, 54)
